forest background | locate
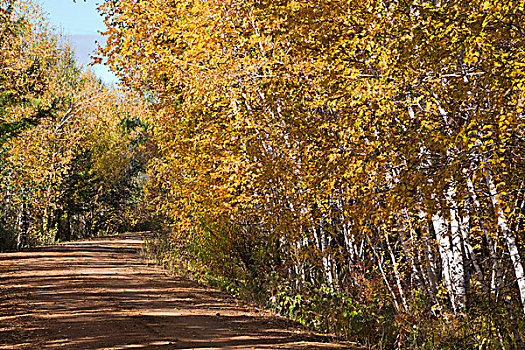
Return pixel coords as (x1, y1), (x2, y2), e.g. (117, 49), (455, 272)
(1, 0), (525, 349)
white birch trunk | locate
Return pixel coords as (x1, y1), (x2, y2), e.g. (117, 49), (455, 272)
(319, 224), (334, 288)
(445, 185), (468, 310)
(371, 243), (401, 311)
(467, 176), (503, 295)
(432, 211), (460, 314)
(419, 210), (440, 298)
(484, 166), (525, 314)
(385, 233), (410, 312)
(312, 224), (334, 288)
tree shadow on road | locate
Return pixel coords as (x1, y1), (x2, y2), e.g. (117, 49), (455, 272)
(0, 233), (358, 349)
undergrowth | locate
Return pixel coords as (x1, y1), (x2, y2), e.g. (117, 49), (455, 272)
(143, 231), (525, 349)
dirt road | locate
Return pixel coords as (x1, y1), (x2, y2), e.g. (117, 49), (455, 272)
(0, 233), (356, 349)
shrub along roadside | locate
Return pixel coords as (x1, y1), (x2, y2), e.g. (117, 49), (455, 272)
(144, 229), (523, 349)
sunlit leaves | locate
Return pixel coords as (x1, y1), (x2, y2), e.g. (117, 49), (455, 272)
(99, 0), (525, 343)
(0, 0), (151, 248)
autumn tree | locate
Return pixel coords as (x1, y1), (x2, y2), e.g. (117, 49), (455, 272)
(0, 0), (151, 250)
(98, 0), (525, 347)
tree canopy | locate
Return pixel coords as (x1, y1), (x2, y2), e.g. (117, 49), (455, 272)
(97, 0), (525, 347)
(0, 0), (150, 249)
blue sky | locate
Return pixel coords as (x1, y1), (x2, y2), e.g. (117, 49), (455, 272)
(38, 0), (117, 84)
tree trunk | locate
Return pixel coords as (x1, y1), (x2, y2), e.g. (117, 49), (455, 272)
(445, 185), (468, 311)
(431, 211), (458, 313)
(484, 165), (525, 314)
(370, 240), (401, 312)
(385, 231), (409, 312)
